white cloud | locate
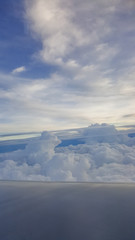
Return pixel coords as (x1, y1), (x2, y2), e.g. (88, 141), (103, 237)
(1, 64), (135, 132)
(0, 124), (135, 182)
(12, 66), (26, 74)
(25, 0), (118, 66)
(1, 0), (135, 131)
(25, 0), (86, 64)
(95, 43), (119, 62)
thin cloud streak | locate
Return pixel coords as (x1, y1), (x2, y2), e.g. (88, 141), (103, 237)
(12, 66), (26, 74)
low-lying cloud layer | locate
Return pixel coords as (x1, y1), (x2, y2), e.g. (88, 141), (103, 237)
(0, 124), (135, 182)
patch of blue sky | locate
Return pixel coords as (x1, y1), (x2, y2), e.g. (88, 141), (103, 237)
(0, 0), (57, 79)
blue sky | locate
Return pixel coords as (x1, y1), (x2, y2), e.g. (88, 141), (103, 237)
(0, 0), (135, 133)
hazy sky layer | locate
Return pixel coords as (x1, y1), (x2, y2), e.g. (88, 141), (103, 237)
(0, 0), (135, 132)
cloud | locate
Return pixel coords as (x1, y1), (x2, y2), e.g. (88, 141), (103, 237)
(12, 66), (26, 74)
(120, 125), (135, 129)
(23, 0), (135, 126)
(24, 0), (120, 66)
(1, 64), (135, 133)
(1, 0), (135, 131)
(25, 0), (90, 65)
(122, 114), (135, 118)
(0, 124), (135, 182)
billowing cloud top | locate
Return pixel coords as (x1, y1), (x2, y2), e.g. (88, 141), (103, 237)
(0, 124), (135, 182)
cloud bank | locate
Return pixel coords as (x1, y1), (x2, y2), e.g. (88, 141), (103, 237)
(0, 124), (135, 182)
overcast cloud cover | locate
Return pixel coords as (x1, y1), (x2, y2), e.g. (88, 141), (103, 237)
(0, 124), (135, 182)
(0, 0), (135, 132)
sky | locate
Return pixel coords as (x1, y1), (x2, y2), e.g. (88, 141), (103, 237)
(0, 0), (135, 133)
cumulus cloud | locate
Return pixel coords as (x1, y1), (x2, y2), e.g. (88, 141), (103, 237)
(12, 66), (26, 74)
(0, 124), (135, 182)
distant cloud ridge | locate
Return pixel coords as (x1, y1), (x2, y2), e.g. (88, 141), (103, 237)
(0, 124), (135, 182)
